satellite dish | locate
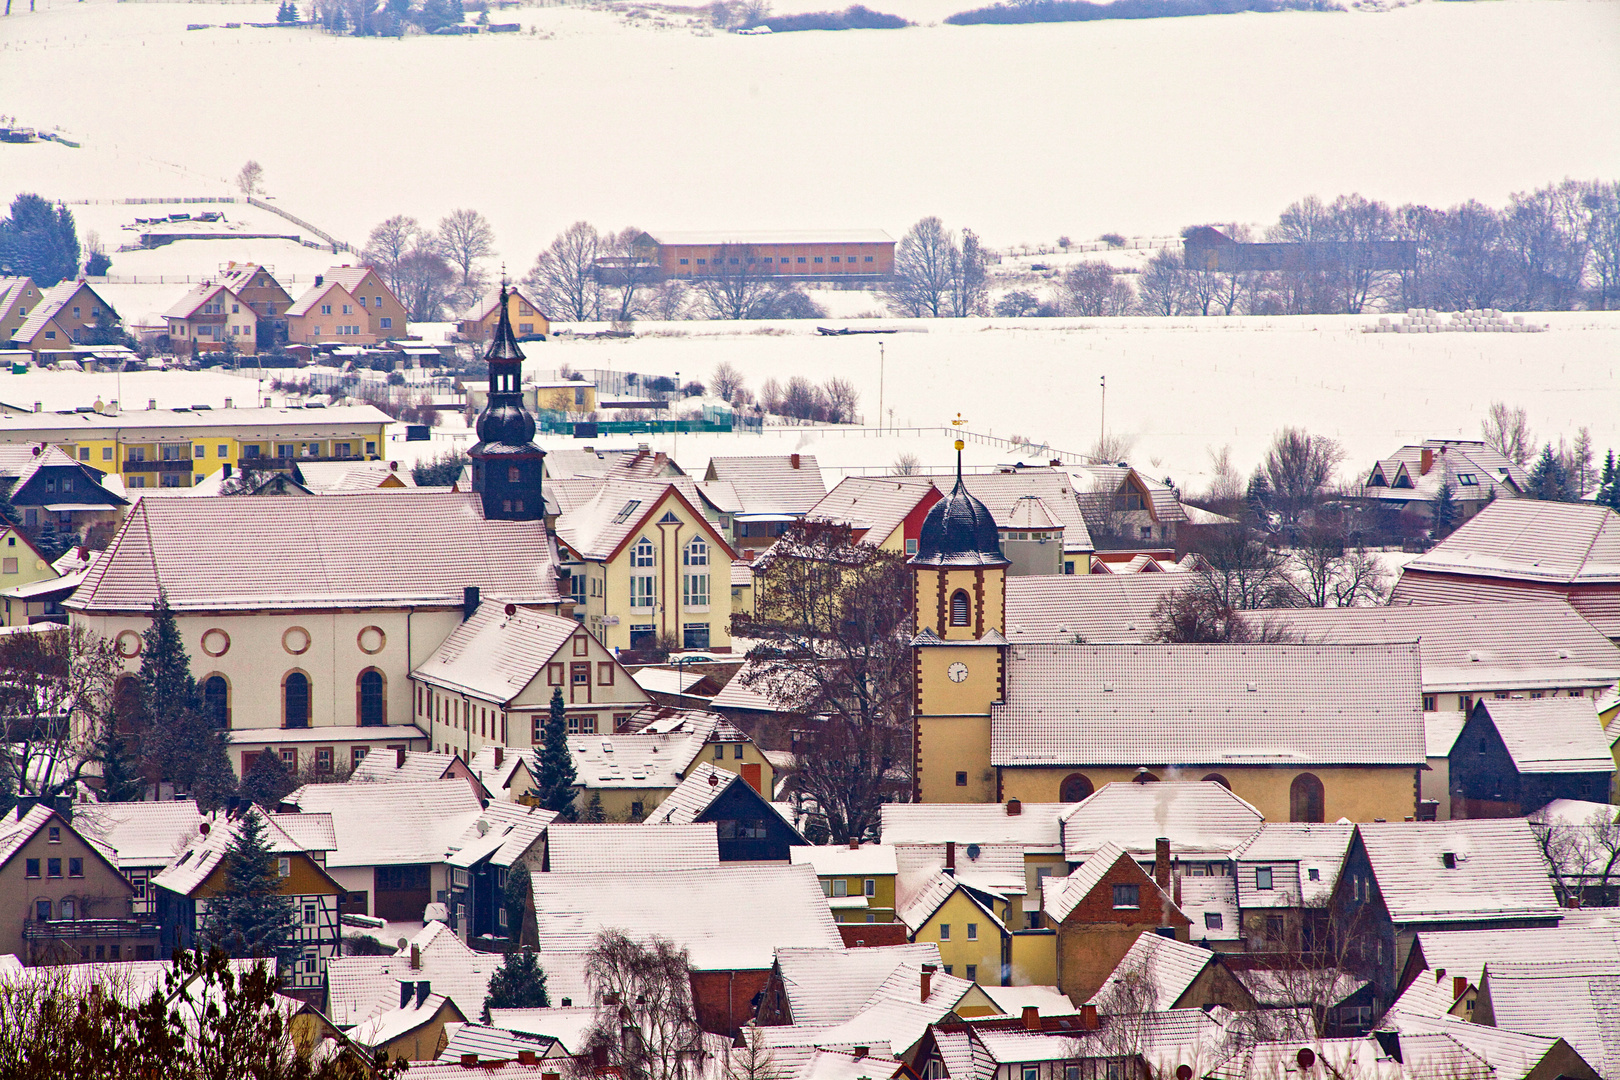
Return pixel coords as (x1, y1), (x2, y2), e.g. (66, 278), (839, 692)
(396, 938), (409, 952)
(965, 844), (981, 860)
(505, 603), (518, 617)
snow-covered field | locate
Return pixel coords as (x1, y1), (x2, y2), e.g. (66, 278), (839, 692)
(2, 0), (1617, 264)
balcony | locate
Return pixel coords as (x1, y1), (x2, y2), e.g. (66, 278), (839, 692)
(23, 918), (160, 940)
(123, 459), (195, 473)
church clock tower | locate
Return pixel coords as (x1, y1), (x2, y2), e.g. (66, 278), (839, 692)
(908, 440), (1009, 803)
(469, 284), (546, 521)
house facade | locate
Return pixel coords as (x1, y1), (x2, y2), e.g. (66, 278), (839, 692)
(217, 262), (293, 346)
(322, 265), (408, 340)
(6, 281), (119, 354)
(0, 277), (40, 342)
(632, 230), (895, 281)
(163, 282), (259, 357)
(458, 286), (549, 343)
(285, 280), (369, 345)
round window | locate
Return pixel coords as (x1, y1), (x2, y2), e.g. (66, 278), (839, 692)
(357, 626), (386, 655)
(282, 627), (312, 655)
(200, 628), (231, 657)
(115, 630), (142, 659)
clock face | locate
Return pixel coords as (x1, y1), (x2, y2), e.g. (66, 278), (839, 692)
(947, 661), (969, 683)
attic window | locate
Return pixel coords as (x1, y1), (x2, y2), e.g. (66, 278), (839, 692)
(659, 511), (680, 524)
(1307, 868), (1320, 881)
(1204, 912), (1223, 930)
(1442, 852), (1457, 869)
(1255, 867), (1274, 890)
(612, 500), (642, 524)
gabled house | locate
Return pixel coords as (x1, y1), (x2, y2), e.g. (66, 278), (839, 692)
(803, 475), (943, 554)
(349, 989), (466, 1063)
(217, 262), (293, 346)
(468, 744), (538, 803)
(149, 805), (341, 991)
(529, 863), (844, 1033)
(410, 603), (650, 759)
(72, 799), (205, 915)
(445, 801), (555, 946)
(1038, 842), (1189, 1002)
(285, 278), (368, 345)
(755, 962), (998, 1059)
(458, 286), (549, 344)
(1391, 501), (1620, 640)
(320, 265), (408, 341)
(0, 443), (127, 537)
(703, 454), (827, 562)
(0, 802), (155, 965)
(1383, 1012), (1603, 1080)
(755, 942), (943, 1026)
(348, 747), (491, 801)
(1228, 822), (1353, 955)
(1330, 819), (1564, 1012)
(553, 478), (739, 653)
(791, 843), (901, 923)
(6, 280), (119, 354)
(1394, 924), (1620, 1026)
(325, 919), (501, 1029)
(900, 869), (1019, 988)
(1448, 696), (1613, 817)
(566, 709), (767, 821)
(646, 760), (805, 861)
(1361, 439), (1526, 523)
(163, 282), (259, 357)
(279, 778), (486, 921)
(0, 525), (60, 602)
(1083, 931), (1255, 1014)
(1071, 463), (1190, 548)
(1470, 959), (1620, 1080)
(0, 276), (39, 342)
(1059, 781), (1263, 866)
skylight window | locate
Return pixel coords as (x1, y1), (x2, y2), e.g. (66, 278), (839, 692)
(612, 500), (642, 524)
(1456, 473), (1478, 486)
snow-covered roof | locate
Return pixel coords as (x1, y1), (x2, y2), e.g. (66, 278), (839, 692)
(790, 844), (900, 877)
(349, 748), (467, 785)
(1425, 711), (1467, 758)
(1398, 501), (1620, 587)
(895, 842), (1027, 903)
(568, 713), (722, 790)
(488, 1006), (603, 1054)
(555, 479), (733, 562)
(1387, 1013), (1577, 1080)
(978, 984), (1076, 1018)
(73, 800), (204, 869)
(1228, 822), (1354, 907)
(1084, 933), (1214, 1013)
(1059, 781), (1263, 862)
(643, 762), (792, 835)
(349, 991), (455, 1051)
(1356, 819), (1563, 925)
(0, 805), (58, 871)
(755, 963), (979, 1059)
(920, 469), (1094, 553)
(1259, 599), (1620, 693)
(804, 475), (937, 544)
(1179, 876), (1240, 943)
(897, 870), (1004, 934)
(704, 455), (827, 515)
(1363, 440), (1528, 504)
(993, 643), (1425, 768)
(467, 745), (532, 795)
(544, 822), (719, 872)
(326, 921), (499, 1027)
(1003, 572), (1185, 644)
(436, 1022), (562, 1065)
(880, 801), (1067, 850)
(295, 459), (416, 493)
(69, 492), (561, 613)
(530, 864), (842, 970)
(1041, 842), (1132, 924)
(151, 807), (337, 896)
(1409, 925), (1620, 991)
(1476, 696), (1615, 773)
(1479, 960), (1620, 1078)
(413, 604), (603, 706)
(281, 779), (485, 868)
(770, 943), (942, 1026)
(630, 666), (712, 696)
(447, 802), (555, 870)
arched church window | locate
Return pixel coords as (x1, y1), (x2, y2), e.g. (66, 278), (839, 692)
(950, 590), (970, 626)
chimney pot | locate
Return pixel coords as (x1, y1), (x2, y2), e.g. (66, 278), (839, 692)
(315, 275), (323, 287)
(224, 397), (232, 409)
(790, 453), (800, 470)
(1006, 798), (1021, 816)
(401, 981), (413, 1009)
(945, 841), (955, 872)
(32, 402), (40, 413)
(222, 463), (232, 479)
(1453, 976), (1467, 1001)
(417, 980), (431, 1008)
(1154, 838), (1171, 892)
(849, 838), (859, 850)
(853, 1047), (869, 1060)
(921, 963), (935, 1002)
(148, 398), (156, 411)
(1021, 1005), (1041, 1031)
(463, 586), (481, 621)
(1434, 968), (1446, 983)
(1081, 1004), (1098, 1030)
(410, 944), (420, 971)
(1420, 447), (1434, 475)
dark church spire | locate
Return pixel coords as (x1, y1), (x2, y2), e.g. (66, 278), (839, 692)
(469, 282), (546, 521)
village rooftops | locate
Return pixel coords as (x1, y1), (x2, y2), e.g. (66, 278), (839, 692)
(151, 807), (337, 896)
(544, 822), (720, 872)
(880, 801), (1067, 851)
(1003, 573), (1185, 644)
(1477, 959), (1620, 1078)
(790, 843), (900, 877)
(67, 491), (561, 614)
(72, 800), (205, 868)
(1386, 1012), (1589, 1080)
(412, 604), (586, 706)
(1059, 781), (1264, 862)
(568, 712), (734, 789)
(1397, 500), (1620, 586)
(641, 230), (894, 246)
(754, 962), (981, 1059)
(767, 943), (943, 1026)
(1363, 439), (1529, 504)
(554, 478), (735, 562)
(1041, 841), (1132, 924)
(1229, 822), (1355, 907)
(1083, 933), (1216, 1013)
(1355, 819), (1563, 925)
(993, 643), (1425, 768)
(529, 864), (842, 970)
(804, 476), (939, 542)
(447, 802), (555, 870)
(704, 454), (827, 515)
(280, 778), (485, 869)
(326, 920), (498, 1027)
(1472, 697), (1615, 773)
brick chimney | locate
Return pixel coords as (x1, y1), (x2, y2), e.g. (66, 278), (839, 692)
(1453, 976), (1467, 1001)
(849, 838), (860, 850)
(1154, 838), (1171, 890)
(1006, 798), (1022, 816)
(410, 944), (421, 971)
(945, 841), (955, 873)
(920, 963), (935, 1002)
(1021, 1005), (1041, 1031)
(790, 453), (800, 470)
(1081, 1004), (1098, 1030)
(1420, 447), (1434, 475)
(461, 1052), (479, 1067)
(396, 747), (407, 769)
(494, 746), (503, 768)
(853, 1047), (869, 1060)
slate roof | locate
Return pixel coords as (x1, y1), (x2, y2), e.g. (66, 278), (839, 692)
(1004, 572), (1193, 644)
(1356, 819), (1563, 925)
(770, 943), (943, 1025)
(992, 643), (1425, 768)
(704, 455), (827, 515)
(412, 604), (586, 705)
(529, 864), (843, 969)
(326, 921), (497, 1027)
(1059, 782), (1264, 861)
(1475, 697), (1615, 773)
(73, 800), (204, 868)
(1257, 599), (1620, 693)
(69, 492), (561, 613)
(281, 779), (486, 868)
(1397, 501), (1620, 586)
(880, 802), (1067, 850)
(1085, 933), (1213, 1013)
(804, 476), (937, 544)
(545, 822), (720, 872)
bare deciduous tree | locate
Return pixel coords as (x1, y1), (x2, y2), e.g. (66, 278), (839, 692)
(526, 221), (603, 323)
(710, 362), (745, 404)
(1184, 524), (1301, 612)
(435, 208), (496, 288)
(886, 217), (956, 318)
(738, 522), (914, 842)
(235, 160), (265, 199)
(893, 452), (921, 476)
(577, 930), (706, 1080)
(1530, 804), (1620, 907)
(0, 625), (122, 805)
(822, 377), (858, 423)
(1059, 261), (1134, 317)
(1289, 526), (1391, 608)
(1262, 427), (1344, 524)
(1136, 249), (1189, 316)
(1481, 401), (1534, 467)
(394, 246), (457, 322)
(364, 215), (425, 298)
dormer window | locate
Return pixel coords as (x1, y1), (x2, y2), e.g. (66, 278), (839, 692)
(1442, 852), (1457, 869)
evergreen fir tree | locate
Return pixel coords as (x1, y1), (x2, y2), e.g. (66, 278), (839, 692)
(480, 948), (548, 1022)
(92, 719), (144, 802)
(139, 592), (199, 726)
(1528, 442), (1573, 502)
(199, 810), (299, 973)
(1245, 469), (1272, 526)
(1431, 480), (1459, 539)
(239, 749), (297, 809)
(137, 592), (237, 809)
(580, 791), (606, 823)
(533, 687), (577, 820)
(0, 480), (22, 530)
(1598, 451), (1620, 511)
(502, 863), (530, 946)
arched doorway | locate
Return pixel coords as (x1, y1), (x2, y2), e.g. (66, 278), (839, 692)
(1291, 773), (1325, 823)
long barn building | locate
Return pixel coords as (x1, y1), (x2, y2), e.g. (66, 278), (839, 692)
(630, 230), (895, 281)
